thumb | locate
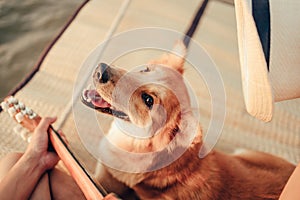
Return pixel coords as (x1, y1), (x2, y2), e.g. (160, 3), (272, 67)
(36, 117), (57, 133)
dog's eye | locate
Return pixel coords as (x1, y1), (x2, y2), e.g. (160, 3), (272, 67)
(141, 93), (154, 109)
(140, 67), (150, 73)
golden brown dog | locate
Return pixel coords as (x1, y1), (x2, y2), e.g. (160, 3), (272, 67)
(81, 42), (295, 199)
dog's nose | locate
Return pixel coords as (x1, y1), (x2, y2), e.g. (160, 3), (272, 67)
(95, 63), (110, 83)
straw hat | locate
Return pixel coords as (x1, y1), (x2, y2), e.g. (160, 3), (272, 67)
(234, 0), (300, 122)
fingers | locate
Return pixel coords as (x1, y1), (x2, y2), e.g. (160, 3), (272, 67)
(23, 117), (60, 171)
(30, 117), (57, 149)
(35, 117), (57, 133)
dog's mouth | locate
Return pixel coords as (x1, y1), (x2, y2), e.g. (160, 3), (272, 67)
(81, 87), (130, 121)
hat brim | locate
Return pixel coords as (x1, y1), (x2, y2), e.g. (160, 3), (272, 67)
(235, 0), (273, 122)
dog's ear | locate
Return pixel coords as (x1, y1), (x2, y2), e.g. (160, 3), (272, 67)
(149, 41), (186, 74)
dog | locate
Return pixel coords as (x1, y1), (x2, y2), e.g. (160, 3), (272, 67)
(81, 41), (295, 199)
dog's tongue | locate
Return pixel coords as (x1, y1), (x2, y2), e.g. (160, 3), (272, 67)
(87, 90), (111, 108)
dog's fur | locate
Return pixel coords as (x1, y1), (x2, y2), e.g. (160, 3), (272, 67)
(82, 42), (295, 199)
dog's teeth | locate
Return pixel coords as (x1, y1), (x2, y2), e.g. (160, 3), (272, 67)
(15, 112), (24, 123)
(82, 90), (87, 100)
(1, 101), (9, 111)
(86, 98), (91, 103)
(8, 107), (16, 117)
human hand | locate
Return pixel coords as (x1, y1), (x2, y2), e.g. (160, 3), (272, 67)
(23, 117), (60, 171)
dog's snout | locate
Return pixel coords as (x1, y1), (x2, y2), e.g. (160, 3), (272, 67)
(95, 63), (110, 83)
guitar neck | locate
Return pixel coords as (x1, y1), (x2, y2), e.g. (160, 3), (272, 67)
(1, 96), (112, 200)
(48, 126), (107, 200)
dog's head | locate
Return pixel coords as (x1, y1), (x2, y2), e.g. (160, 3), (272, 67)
(81, 42), (199, 153)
